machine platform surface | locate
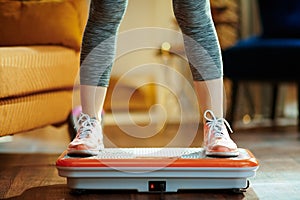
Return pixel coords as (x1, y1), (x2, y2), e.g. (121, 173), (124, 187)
(56, 148), (259, 192)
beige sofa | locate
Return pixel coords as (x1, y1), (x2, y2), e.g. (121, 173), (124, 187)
(0, 0), (89, 136)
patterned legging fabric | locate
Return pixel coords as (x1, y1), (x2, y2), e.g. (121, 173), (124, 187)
(80, 0), (223, 87)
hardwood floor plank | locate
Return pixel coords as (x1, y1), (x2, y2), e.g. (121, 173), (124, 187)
(0, 166), (19, 198)
(0, 154), (65, 199)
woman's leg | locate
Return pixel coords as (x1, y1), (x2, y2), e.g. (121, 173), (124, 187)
(172, 0), (223, 116)
(172, 0), (238, 156)
(80, 0), (128, 120)
(68, 0), (128, 156)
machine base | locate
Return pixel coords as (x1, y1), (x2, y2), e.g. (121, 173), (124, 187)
(56, 148), (259, 192)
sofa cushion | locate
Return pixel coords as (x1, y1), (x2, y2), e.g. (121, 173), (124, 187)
(0, 0), (89, 51)
(0, 90), (73, 136)
(0, 46), (80, 98)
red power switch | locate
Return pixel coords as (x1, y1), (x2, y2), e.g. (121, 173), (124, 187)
(148, 181), (166, 192)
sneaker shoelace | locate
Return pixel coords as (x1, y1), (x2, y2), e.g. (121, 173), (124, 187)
(75, 113), (98, 139)
(204, 110), (233, 139)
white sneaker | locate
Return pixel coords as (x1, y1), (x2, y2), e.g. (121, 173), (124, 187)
(203, 110), (239, 157)
(67, 113), (104, 156)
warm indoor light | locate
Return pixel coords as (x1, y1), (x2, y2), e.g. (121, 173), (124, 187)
(242, 114), (251, 124)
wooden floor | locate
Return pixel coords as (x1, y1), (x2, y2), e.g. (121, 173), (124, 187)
(1, 122), (300, 200)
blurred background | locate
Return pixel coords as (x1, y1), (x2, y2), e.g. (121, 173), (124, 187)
(99, 0), (298, 129)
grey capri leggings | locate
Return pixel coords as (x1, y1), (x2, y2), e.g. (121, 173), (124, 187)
(80, 0), (223, 87)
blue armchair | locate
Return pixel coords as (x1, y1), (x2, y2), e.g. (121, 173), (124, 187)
(222, 0), (300, 130)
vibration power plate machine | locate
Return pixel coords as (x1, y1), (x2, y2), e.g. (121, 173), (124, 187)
(56, 147), (259, 193)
